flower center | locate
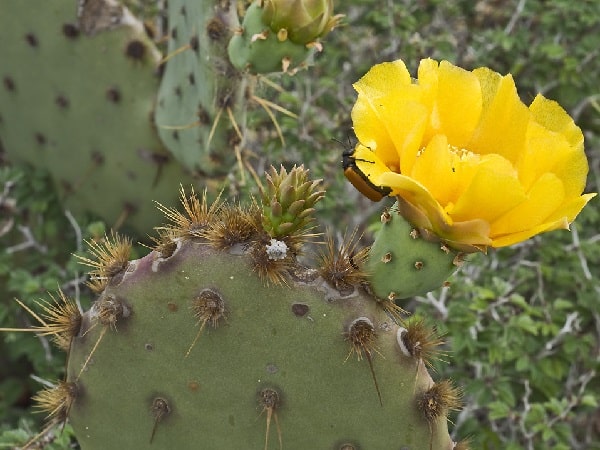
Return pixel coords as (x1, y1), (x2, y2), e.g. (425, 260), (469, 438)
(449, 145), (476, 160)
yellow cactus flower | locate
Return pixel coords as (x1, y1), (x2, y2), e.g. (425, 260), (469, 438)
(349, 58), (596, 251)
(261, 0), (343, 45)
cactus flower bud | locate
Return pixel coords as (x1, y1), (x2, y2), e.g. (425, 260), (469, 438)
(261, 0), (343, 45)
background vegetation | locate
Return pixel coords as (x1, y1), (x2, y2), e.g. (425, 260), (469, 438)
(1, 0), (599, 448)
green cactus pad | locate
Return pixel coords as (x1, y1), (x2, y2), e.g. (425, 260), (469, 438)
(66, 241), (455, 449)
(228, 2), (314, 74)
(154, 0), (244, 175)
(0, 0), (197, 233)
(367, 204), (461, 300)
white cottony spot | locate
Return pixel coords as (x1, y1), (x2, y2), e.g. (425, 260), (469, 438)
(266, 239), (288, 261)
(396, 327), (411, 357)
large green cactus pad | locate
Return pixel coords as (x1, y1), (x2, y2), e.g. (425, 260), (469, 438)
(0, 0), (196, 232)
(66, 242), (455, 449)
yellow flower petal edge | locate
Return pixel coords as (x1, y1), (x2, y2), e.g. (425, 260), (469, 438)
(349, 58), (597, 250)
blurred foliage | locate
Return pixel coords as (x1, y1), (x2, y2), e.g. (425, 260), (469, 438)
(1, 166), (78, 427)
(2, 0), (600, 448)
(0, 420), (77, 450)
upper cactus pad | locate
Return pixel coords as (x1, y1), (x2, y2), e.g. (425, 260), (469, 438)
(0, 0), (198, 233)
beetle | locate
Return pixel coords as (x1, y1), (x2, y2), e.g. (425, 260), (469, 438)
(336, 138), (392, 202)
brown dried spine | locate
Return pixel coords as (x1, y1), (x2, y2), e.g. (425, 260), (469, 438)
(417, 380), (462, 449)
(318, 229), (369, 294)
(77, 232), (132, 292)
(258, 387), (282, 450)
(185, 289), (227, 357)
(396, 319), (446, 369)
(345, 317), (383, 406)
(202, 203), (260, 249)
(154, 185), (224, 240)
(0, 290), (82, 352)
(150, 397), (171, 443)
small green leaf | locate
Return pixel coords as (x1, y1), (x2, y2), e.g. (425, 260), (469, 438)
(488, 401), (511, 420)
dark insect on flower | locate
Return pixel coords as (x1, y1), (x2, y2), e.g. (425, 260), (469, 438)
(337, 137), (391, 202)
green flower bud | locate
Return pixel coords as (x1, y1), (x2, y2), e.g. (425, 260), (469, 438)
(261, 0), (343, 45)
(261, 165), (324, 240)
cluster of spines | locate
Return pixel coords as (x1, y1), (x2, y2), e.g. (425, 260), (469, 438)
(0, 234), (136, 446)
(0, 290), (82, 351)
(76, 232), (132, 293)
(0, 289), (82, 448)
(318, 228), (369, 295)
(152, 164), (326, 285)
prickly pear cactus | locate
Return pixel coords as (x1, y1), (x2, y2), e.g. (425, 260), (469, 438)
(15, 167), (465, 449)
(153, 0), (244, 175)
(0, 0), (344, 231)
(0, 0), (198, 232)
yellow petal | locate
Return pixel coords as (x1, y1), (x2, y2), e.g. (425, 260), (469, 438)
(355, 87), (428, 173)
(524, 95), (589, 197)
(472, 66), (502, 110)
(517, 120), (589, 197)
(394, 100), (429, 174)
(543, 192), (597, 225)
(353, 59), (412, 99)
(529, 95), (584, 150)
(437, 61), (483, 147)
(409, 134), (459, 205)
(492, 193), (596, 247)
(416, 58), (439, 117)
(468, 69), (530, 163)
(418, 60), (483, 148)
(450, 154), (526, 224)
(490, 173), (565, 236)
(551, 149), (591, 199)
(352, 60), (417, 168)
(351, 96), (398, 166)
(491, 219), (567, 247)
